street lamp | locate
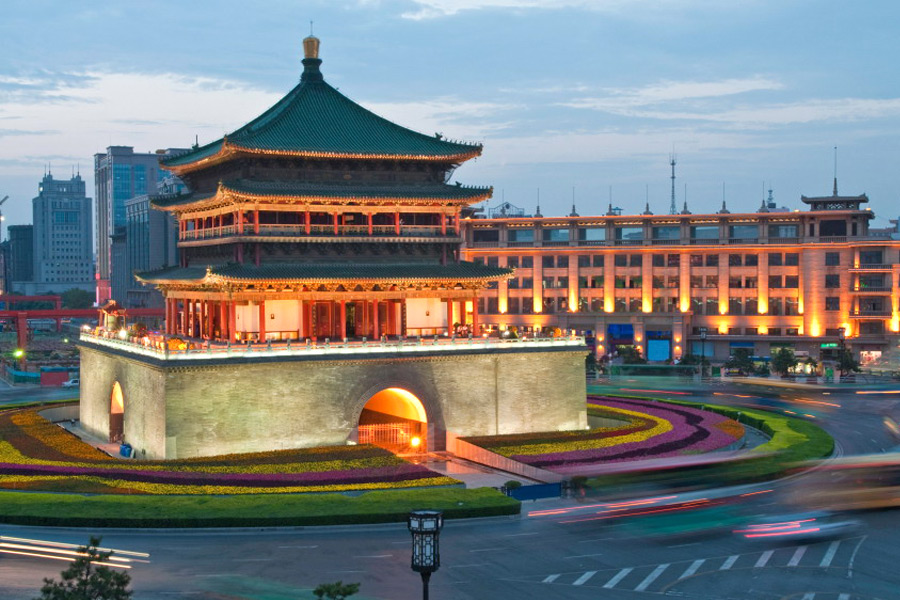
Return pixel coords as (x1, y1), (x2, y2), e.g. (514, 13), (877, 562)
(698, 327), (708, 377)
(408, 509), (443, 600)
(837, 327), (846, 376)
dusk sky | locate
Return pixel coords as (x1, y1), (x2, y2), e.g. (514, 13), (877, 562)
(2, 1), (899, 229)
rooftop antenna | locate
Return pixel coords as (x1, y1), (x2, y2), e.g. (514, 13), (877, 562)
(569, 186), (579, 217)
(682, 183), (691, 214)
(669, 151), (677, 215)
(534, 188), (542, 218)
(758, 181), (769, 212)
(833, 145), (838, 196)
(767, 188), (776, 209)
(310, 20), (314, 35)
(719, 182), (729, 214)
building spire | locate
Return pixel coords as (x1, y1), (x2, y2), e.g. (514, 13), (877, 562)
(642, 201), (653, 215)
(569, 186), (578, 217)
(833, 145), (838, 196)
(681, 183), (691, 214)
(758, 183), (769, 213)
(534, 188), (542, 218)
(302, 29), (323, 82)
(669, 151), (677, 215)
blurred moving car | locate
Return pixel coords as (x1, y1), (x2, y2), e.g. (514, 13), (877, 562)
(790, 453), (900, 511)
(733, 511), (862, 543)
(61, 378), (79, 388)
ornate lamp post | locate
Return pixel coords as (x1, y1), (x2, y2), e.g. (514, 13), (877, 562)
(698, 327), (708, 377)
(408, 509), (443, 600)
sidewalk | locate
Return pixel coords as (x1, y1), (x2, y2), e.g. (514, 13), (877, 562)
(409, 452), (539, 489)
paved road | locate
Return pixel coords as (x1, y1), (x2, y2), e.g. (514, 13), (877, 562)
(0, 384), (898, 599)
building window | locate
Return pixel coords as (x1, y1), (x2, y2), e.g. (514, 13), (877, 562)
(744, 254), (758, 266)
(543, 228), (570, 243)
(706, 254), (719, 267)
(557, 256), (569, 268)
(705, 297), (719, 314)
(615, 255), (627, 267)
(729, 254), (742, 266)
(768, 253), (782, 266)
(860, 250), (883, 265)
(630, 254), (642, 267)
(768, 275), (782, 288)
(521, 277), (533, 288)
(521, 256), (533, 268)
(825, 297), (840, 311)
(507, 256), (519, 268)
(542, 256), (555, 269)
(667, 254), (679, 267)
(690, 254), (703, 267)
(729, 297), (743, 315)
(745, 297), (758, 314)
(691, 275), (703, 288)
(653, 276), (665, 289)
(487, 256), (499, 267)
(729, 277), (743, 288)
(577, 255), (591, 267)
(825, 252), (840, 266)
(628, 298), (642, 312)
(653, 254), (665, 267)
(785, 253), (799, 266)
(705, 275), (718, 288)
(508, 278), (519, 289)
(592, 255), (603, 267)
(615, 276), (626, 288)
(784, 276), (799, 288)
(785, 297), (800, 315)
(769, 297), (783, 315)
(825, 274), (840, 288)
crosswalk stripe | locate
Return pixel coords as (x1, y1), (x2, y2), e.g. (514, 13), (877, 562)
(755, 550), (774, 568)
(680, 559), (705, 579)
(602, 567), (633, 589)
(720, 555), (739, 570)
(542, 574), (559, 583)
(820, 541), (840, 568)
(572, 571), (597, 586)
(801, 593), (815, 600)
(837, 594), (850, 600)
(634, 563), (669, 592)
(788, 546), (808, 567)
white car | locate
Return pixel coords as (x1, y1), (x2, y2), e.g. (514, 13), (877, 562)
(61, 378), (80, 388)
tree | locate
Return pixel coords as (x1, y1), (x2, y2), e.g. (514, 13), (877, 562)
(313, 581), (360, 600)
(35, 536), (132, 600)
(771, 347), (798, 376)
(61, 288), (94, 309)
(837, 347), (861, 376)
(724, 348), (755, 375)
(618, 345), (646, 364)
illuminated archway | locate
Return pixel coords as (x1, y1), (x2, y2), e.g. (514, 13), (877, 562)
(109, 381), (124, 443)
(358, 387), (428, 453)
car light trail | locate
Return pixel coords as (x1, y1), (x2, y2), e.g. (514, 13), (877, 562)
(620, 389), (691, 395)
(0, 536), (149, 568)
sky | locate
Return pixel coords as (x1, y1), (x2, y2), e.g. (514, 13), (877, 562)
(2, 0), (899, 230)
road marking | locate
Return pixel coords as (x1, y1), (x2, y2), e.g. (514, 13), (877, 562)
(447, 564), (481, 569)
(788, 546), (807, 567)
(820, 541), (840, 568)
(277, 545), (318, 549)
(720, 555), (739, 570)
(565, 553), (604, 559)
(602, 567), (633, 589)
(542, 574), (560, 583)
(572, 571), (597, 586)
(801, 593), (815, 600)
(635, 563), (669, 591)
(849, 535), (867, 579)
(353, 554), (392, 558)
(679, 559), (705, 579)
(232, 558), (272, 562)
(469, 547), (503, 553)
(667, 542), (699, 549)
(755, 550), (774, 568)
(577, 537), (618, 543)
(503, 532), (539, 537)
(838, 594), (850, 600)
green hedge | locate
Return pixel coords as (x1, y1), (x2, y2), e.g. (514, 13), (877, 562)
(0, 487), (520, 528)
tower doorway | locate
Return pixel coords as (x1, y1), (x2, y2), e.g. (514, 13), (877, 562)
(358, 388), (427, 453)
(109, 381), (124, 443)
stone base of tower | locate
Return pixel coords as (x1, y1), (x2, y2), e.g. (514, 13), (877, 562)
(77, 335), (588, 460)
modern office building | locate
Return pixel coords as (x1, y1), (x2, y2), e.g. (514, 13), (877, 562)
(462, 189), (900, 368)
(27, 172), (94, 295)
(93, 147), (186, 304)
(124, 193), (179, 308)
(7, 224), (34, 292)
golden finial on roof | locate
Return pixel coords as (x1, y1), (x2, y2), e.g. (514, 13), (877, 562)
(303, 21), (320, 59)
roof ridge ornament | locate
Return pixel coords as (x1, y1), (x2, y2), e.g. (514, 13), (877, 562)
(302, 33), (323, 82)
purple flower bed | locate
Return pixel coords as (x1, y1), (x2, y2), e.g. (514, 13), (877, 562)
(512, 397), (742, 470)
(0, 462), (437, 487)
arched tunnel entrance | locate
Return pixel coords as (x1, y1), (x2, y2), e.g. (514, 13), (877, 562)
(358, 388), (428, 454)
(109, 381), (124, 443)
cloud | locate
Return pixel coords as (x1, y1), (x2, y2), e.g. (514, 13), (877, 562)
(364, 98), (519, 140)
(399, 0), (729, 19)
(563, 77), (783, 109)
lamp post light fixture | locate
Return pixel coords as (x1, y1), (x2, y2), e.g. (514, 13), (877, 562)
(837, 327), (846, 376)
(408, 509), (443, 600)
(698, 327), (708, 377)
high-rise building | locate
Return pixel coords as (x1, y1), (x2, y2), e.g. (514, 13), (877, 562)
(29, 172), (94, 294)
(124, 193), (179, 308)
(7, 224), (34, 291)
(93, 147), (185, 304)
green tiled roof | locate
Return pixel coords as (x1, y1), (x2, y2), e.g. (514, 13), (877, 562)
(162, 58), (481, 168)
(151, 180), (491, 209)
(137, 261), (511, 284)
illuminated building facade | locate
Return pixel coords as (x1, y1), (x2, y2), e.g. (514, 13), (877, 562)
(78, 36), (587, 459)
(462, 191), (900, 367)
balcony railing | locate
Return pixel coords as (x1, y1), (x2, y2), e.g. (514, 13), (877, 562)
(79, 329), (585, 363)
(848, 286), (893, 293)
(849, 264), (894, 271)
(849, 310), (892, 318)
(182, 223), (455, 242)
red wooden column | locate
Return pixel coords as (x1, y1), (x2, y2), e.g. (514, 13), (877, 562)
(180, 299), (187, 336)
(168, 299), (175, 334)
(453, 210), (460, 235)
(200, 300), (207, 338)
(305, 301), (314, 340)
(258, 301), (266, 341)
(373, 299), (380, 339)
(367, 213), (373, 236)
(219, 301), (227, 340)
(236, 210), (243, 234)
(305, 208), (311, 234)
(297, 299), (304, 339)
(254, 244), (261, 266)
(447, 299), (454, 332)
(339, 300), (347, 339)
(471, 296), (479, 333)
(394, 211), (401, 235)
(253, 209), (260, 234)
(228, 301), (237, 341)
(441, 212), (447, 235)
(333, 212), (339, 235)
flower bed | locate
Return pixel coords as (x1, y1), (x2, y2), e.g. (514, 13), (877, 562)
(463, 396), (743, 471)
(0, 407), (459, 494)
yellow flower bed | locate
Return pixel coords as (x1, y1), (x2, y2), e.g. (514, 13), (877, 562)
(0, 475), (460, 495)
(9, 412), (110, 461)
(491, 404), (672, 456)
